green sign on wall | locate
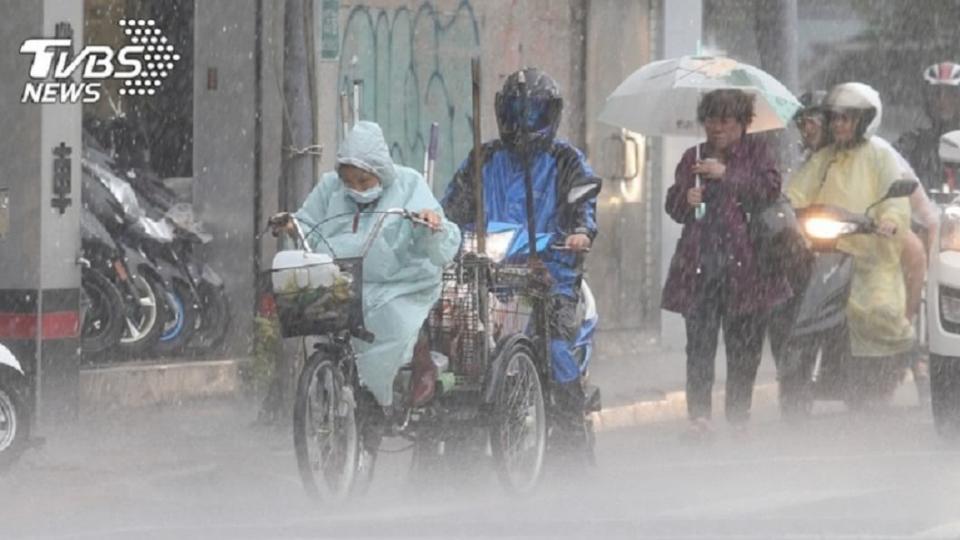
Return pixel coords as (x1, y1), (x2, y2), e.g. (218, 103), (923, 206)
(321, 0), (340, 59)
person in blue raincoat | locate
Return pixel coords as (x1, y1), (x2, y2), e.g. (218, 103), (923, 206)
(443, 68), (601, 432)
(273, 121), (461, 419)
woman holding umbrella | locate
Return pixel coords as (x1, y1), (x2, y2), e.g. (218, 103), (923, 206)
(661, 89), (792, 441)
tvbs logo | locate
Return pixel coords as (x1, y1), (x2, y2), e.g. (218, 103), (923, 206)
(20, 19), (180, 104)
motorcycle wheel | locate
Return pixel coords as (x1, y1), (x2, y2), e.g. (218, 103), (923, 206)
(0, 379), (29, 471)
(154, 279), (199, 357)
(931, 354), (960, 439)
(490, 342), (546, 495)
(80, 267), (126, 360)
(187, 281), (230, 355)
(293, 351), (358, 502)
(117, 271), (169, 359)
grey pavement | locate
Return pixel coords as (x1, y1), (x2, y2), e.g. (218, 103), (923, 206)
(1, 381), (954, 540)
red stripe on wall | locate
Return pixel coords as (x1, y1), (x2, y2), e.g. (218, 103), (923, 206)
(0, 312), (80, 340)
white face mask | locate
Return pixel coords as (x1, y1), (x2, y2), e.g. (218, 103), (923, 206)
(346, 184), (383, 205)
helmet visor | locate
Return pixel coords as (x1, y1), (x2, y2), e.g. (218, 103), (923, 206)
(502, 96), (554, 131)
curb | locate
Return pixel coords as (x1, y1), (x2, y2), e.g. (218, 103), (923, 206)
(79, 358), (781, 433)
(590, 382), (780, 432)
(79, 358), (245, 410)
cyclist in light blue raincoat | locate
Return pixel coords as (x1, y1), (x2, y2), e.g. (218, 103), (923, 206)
(289, 121), (461, 412)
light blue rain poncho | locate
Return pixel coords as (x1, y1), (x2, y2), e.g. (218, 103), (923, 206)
(294, 122), (461, 406)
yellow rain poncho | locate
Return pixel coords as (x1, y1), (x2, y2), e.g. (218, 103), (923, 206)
(787, 138), (914, 357)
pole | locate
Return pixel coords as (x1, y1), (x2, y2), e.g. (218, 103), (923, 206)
(516, 71), (539, 265)
(471, 58), (486, 254)
(339, 91), (350, 140)
(426, 122), (439, 191)
(352, 78), (362, 127)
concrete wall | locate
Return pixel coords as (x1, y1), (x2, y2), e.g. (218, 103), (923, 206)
(321, 0), (588, 198)
(0, 3), (44, 291)
(583, 0), (657, 343)
(193, 0), (262, 356)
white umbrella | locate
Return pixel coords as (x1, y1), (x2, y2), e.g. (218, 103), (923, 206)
(598, 55), (801, 137)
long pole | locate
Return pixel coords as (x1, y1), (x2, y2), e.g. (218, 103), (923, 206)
(471, 58), (486, 254)
(517, 71), (539, 265)
(425, 122), (439, 191)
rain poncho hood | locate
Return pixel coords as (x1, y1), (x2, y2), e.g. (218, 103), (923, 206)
(787, 137), (914, 356)
(294, 122), (461, 405)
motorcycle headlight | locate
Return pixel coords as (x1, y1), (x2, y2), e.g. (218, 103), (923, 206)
(803, 217), (857, 240)
(485, 231), (516, 263)
(463, 230), (516, 263)
(940, 206), (960, 252)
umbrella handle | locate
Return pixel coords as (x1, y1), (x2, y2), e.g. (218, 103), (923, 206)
(695, 143), (705, 220)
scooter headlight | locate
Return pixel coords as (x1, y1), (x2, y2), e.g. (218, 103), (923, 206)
(803, 217), (857, 240)
(940, 206), (960, 252)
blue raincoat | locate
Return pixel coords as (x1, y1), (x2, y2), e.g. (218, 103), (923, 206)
(294, 122), (461, 406)
(443, 139), (600, 383)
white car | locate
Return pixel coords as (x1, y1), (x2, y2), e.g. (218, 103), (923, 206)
(928, 130), (960, 438)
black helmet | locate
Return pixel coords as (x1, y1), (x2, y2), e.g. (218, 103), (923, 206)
(495, 68), (563, 152)
(793, 90), (828, 126)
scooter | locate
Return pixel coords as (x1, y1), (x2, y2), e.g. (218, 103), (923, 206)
(777, 179), (918, 420)
(0, 344), (29, 471)
(928, 130), (960, 438)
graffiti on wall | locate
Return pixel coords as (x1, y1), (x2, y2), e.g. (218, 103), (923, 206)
(339, 1), (481, 195)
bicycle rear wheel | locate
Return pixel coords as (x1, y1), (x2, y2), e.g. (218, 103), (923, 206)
(293, 351), (359, 502)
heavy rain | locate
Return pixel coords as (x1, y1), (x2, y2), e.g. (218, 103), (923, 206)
(3, 1), (960, 539)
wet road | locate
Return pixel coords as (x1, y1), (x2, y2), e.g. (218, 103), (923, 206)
(3, 390), (960, 539)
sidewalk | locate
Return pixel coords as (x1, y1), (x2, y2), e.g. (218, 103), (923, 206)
(587, 330), (779, 431)
(75, 331), (782, 431)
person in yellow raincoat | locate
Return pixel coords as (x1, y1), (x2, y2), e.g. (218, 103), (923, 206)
(787, 82), (915, 359)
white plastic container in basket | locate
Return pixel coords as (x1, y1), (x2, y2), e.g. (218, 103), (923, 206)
(271, 250), (339, 292)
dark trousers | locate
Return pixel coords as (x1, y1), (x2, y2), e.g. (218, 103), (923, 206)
(684, 275), (767, 425)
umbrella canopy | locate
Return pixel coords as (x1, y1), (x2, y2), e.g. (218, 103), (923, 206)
(598, 55), (802, 137)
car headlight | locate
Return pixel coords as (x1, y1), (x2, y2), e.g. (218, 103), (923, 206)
(803, 218), (857, 240)
(940, 206), (960, 252)
(941, 287), (960, 324)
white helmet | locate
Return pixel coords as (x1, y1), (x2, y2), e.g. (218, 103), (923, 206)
(824, 82), (883, 139)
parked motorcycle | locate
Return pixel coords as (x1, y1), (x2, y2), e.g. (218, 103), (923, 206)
(82, 153), (229, 357)
(777, 179), (918, 420)
(0, 344), (29, 471)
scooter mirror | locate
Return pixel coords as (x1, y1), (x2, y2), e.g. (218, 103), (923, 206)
(883, 179), (918, 199)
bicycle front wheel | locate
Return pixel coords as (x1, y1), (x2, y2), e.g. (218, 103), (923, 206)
(293, 351), (359, 502)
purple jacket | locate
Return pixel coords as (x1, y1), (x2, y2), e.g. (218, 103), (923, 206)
(661, 137), (791, 317)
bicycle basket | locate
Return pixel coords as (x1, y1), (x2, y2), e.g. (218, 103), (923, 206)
(271, 250), (364, 338)
(428, 260), (535, 382)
